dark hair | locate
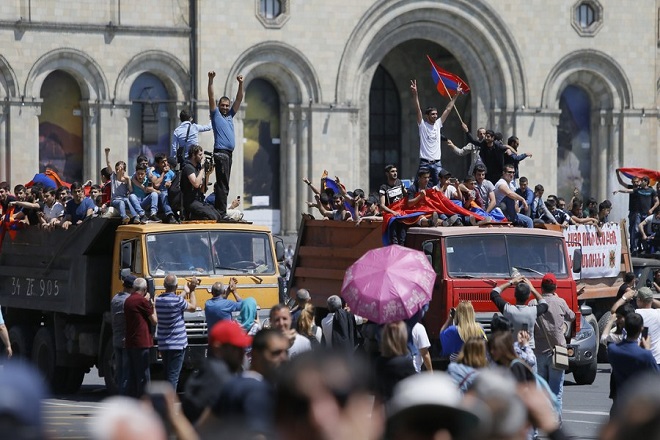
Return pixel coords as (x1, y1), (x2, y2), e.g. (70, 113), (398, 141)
(384, 164), (396, 173)
(424, 107), (437, 116)
(13, 184), (25, 194)
(616, 303), (635, 318)
(252, 328), (283, 355)
(485, 129), (495, 137)
(0, 182), (9, 192)
(44, 188), (57, 197)
(514, 283), (531, 304)
(507, 136), (518, 146)
(463, 176), (475, 184)
(154, 153), (167, 164)
(490, 314), (512, 333)
(319, 192), (330, 205)
(473, 164), (487, 174)
(179, 109), (191, 122)
(624, 312), (644, 338)
(353, 188), (365, 199)
(624, 272), (636, 284)
(188, 145), (203, 158)
(518, 177), (528, 184)
(599, 200), (612, 211)
(219, 96), (231, 105)
(70, 181), (83, 191)
(494, 132), (503, 142)
(586, 197), (597, 205)
(101, 167), (112, 180)
(534, 184), (544, 192)
(417, 167), (431, 177)
(136, 154), (148, 164)
(135, 163), (147, 172)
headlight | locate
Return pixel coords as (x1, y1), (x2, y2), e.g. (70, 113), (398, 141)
(573, 328), (594, 342)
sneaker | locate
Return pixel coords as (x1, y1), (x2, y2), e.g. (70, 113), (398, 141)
(139, 215), (148, 224)
(166, 214), (178, 224)
(121, 216), (130, 225)
(448, 214), (460, 226)
(148, 214), (162, 223)
(430, 212), (439, 227)
(131, 216), (140, 224)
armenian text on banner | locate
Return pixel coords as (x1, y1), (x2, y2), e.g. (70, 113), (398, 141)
(564, 223), (621, 278)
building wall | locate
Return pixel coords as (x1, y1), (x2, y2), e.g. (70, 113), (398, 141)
(0, 0), (658, 232)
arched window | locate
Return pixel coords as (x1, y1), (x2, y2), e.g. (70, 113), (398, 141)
(369, 66), (401, 194)
(39, 70), (83, 182)
(557, 85), (592, 199)
(127, 73), (171, 167)
(244, 78), (281, 211)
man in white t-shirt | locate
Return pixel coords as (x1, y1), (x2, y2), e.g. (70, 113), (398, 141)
(634, 287), (660, 365)
(269, 304), (311, 358)
(410, 79), (460, 187)
(411, 322), (432, 372)
(639, 208), (660, 253)
(493, 165), (532, 228)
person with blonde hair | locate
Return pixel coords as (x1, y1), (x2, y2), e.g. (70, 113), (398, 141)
(448, 337), (488, 392)
(440, 301), (486, 361)
(296, 303), (322, 346)
(375, 321), (416, 400)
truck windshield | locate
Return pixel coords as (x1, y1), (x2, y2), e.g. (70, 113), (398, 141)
(147, 231), (275, 276)
(445, 234), (568, 278)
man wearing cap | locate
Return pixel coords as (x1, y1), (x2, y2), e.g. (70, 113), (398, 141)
(630, 286), (660, 366)
(124, 277), (157, 398)
(155, 274), (198, 390)
(205, 277), (242, 333)
(110, 274), (135, 394)
(183, 320), (252, 423)
(533, 272), (575, 415)
(210, 328), (289, 437)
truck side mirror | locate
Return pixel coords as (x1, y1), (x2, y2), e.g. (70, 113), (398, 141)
(121, 241), (133, 269)
(275, 239), (285, 262)
(572, 249), (582, 273)
(422, 241), (434, 266)
(146, 277), (155, 300)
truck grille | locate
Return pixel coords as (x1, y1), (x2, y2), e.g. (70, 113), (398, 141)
(457, 292), (491, 303)
(185, 318), (208, 339)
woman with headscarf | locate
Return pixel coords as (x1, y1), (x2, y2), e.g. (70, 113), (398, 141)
(237, 297), (260, 336)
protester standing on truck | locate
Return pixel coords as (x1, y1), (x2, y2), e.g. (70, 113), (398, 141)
(155, 274), (198, 390)
(111, 274), (135, 395)
(379, 164), (407, 245)
(124, 277), (157, 398)
(533, 273), (575, 417)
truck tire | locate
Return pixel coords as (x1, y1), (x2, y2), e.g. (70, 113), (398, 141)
(597, 312), (611, 363)
(32, 327), (76, 394)
(8, 325), (33, 359)
(102, 341), (118, 395)
(585, 314), (599, 358)
(572, 360), (597, 385)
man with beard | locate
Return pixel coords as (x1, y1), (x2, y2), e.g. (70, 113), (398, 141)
(208, 71), (244, 218)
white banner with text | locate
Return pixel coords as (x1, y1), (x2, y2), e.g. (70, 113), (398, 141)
(564, 223), (621, 279)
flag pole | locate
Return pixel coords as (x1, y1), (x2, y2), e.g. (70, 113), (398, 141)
(437, 76), (465, 125)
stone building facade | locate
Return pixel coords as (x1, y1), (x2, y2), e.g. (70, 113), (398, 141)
(1, 0), (658, 233)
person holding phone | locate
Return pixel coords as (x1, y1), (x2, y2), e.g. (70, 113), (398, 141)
(631, 287), (660, 366)
(439, 301), (486, 362)
(607, 311), (659, 413)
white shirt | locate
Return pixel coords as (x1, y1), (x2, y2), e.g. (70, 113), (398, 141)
(418, 119), (442, 161)
(412, 323), (431, 372)
(494, 178), (515, 205)
(43, 201), (64, 221)
(636, 308), (660, 363)
(288, 332), (312, 358)
(321, 313), (334, 347)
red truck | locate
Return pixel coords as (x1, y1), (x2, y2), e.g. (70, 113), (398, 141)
(290, 220), (593, 380)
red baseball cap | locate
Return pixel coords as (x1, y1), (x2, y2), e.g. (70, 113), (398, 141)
(541, 273), (557, 286)
(208, 320), (253, 348)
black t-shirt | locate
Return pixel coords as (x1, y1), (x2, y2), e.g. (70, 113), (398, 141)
(181, 161), (204, 207)
(379, 180), (406, 207)
(635, 187), (656, 214)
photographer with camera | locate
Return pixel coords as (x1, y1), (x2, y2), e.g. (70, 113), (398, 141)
(181, 145), (222, 221)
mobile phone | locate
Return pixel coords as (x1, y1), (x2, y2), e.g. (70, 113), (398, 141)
(642, 326), (649, 339)
(450, 308), (456, 318)
(237, 195), (241, 200)
(522, 323), (529, 332)
(146, 381), (172, 429)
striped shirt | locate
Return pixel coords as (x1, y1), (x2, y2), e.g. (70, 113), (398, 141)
(155, 293), (188, 350)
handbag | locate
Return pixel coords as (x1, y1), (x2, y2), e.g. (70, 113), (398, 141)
(539, 318), (570, 370)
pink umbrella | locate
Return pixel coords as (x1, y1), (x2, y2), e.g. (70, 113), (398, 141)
(341, 245), (436, 324)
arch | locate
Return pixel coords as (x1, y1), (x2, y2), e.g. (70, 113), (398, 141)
(114, 50), (189, 102)
(226, 41), (321, 104)
(336, 0), (527, 114)
(24, 48), (108, 101)
(0, 55), (19, 97)
(541, 49), (633, 110)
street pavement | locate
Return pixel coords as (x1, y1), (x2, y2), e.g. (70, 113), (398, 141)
(42, 364), (615, 439)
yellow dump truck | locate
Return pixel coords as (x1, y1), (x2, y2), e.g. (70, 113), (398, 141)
(0, 218), (285, 393)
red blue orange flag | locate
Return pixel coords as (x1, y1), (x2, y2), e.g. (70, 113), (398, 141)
(617, 167), (660, 187)
(426, 55), (470, 97)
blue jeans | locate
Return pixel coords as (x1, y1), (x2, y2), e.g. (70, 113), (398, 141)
(418, 159), (443, 187)
(126, 347), (151, 398)
(111, 197), (137, 219)
(113, 347), (129, 395)
(157, 191), (174, 216)
(629, 212), (641, 252)
(129, 193), (158, 216)
(161, 349), (185, 390)
(515, 213), (534, 228)
(536, 351), (564, 421)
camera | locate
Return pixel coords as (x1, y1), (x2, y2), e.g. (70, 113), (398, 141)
(203, 151), (215, 173)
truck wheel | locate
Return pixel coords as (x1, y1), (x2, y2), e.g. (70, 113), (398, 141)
(585, 314), (599, 359)
(572, 360), (597, 385)
(597, 312), (611, 363)
(102, 342), (118, 395)
(8, 325), (33, 359)
(32, 328), (75, 394)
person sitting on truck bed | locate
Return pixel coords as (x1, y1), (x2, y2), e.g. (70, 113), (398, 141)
(61, 182), (96, 230)
(150, 153), (178, 224)
(379, 164), (407, 244)
(314, 193), (352, 221)
(406, 168), (453, 227)
(40, 187), (64, 230)
(129, 163), (160, 223)
(529, 184), (559, 226)
(490, 275), (548, 351)
(493, 164), (532, 228)
(546, 197), (570, 227)
(181, 145), (222, 221)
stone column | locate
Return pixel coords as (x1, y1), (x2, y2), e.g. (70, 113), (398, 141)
(298, 106), (310, 219)
(10, 99), (41, 187)
(0, 99), (8, 182)
(283, 103), (300, 235)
